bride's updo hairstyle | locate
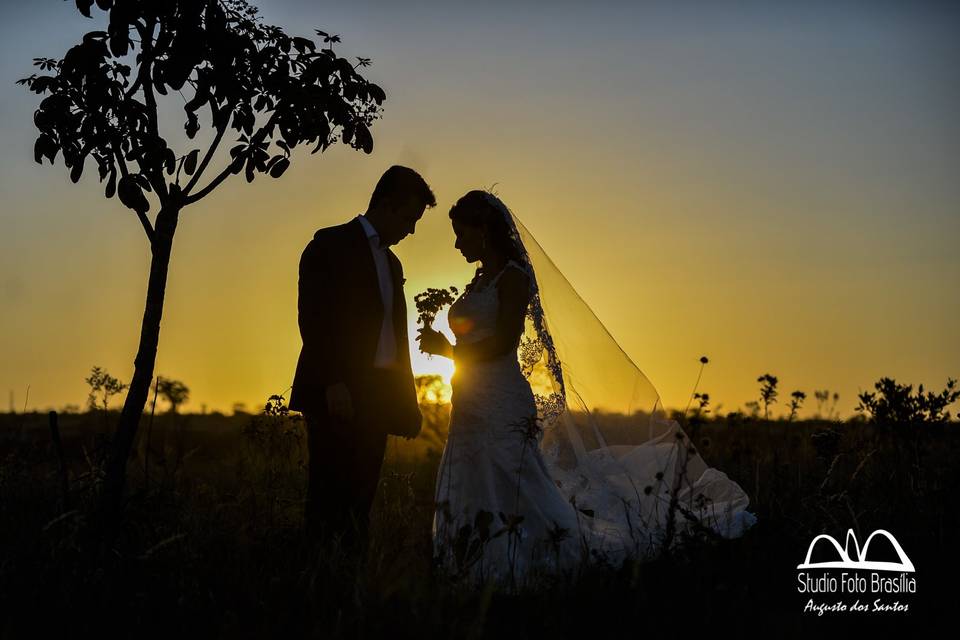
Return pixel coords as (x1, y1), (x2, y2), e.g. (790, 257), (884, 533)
(449, 190), (525, 291)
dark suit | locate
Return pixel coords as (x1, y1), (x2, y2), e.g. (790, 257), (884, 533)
(289, 217), (422, 549)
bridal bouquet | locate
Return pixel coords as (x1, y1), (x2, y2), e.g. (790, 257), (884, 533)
(414, 286), (459, 329)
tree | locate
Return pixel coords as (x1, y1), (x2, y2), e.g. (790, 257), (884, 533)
(157, 376), (189, 413)
(85, 365), (128, 413)
(19, 0), (385, 544)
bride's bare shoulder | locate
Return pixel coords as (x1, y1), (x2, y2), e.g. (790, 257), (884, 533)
(497, 263), (530, 298)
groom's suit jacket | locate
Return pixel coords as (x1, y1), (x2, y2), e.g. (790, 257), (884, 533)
(289, 217), (422, 438)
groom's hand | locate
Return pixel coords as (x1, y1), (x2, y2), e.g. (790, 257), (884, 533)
(325, 382), (354, 422)
(399, 415), (423, 440)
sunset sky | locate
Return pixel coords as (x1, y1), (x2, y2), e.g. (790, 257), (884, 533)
(1, 1), (958, 418)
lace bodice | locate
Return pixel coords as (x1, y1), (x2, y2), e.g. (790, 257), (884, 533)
(447, 260), (526, 346)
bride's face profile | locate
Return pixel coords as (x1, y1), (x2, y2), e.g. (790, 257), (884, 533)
(452, 217), (485, 263)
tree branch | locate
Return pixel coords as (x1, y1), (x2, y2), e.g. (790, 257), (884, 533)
(134, 17), (168, 203)
(182, 100), (228, 196)
(135, 20), (159, 135)
(182, 163), (230, 206)
(183, 108), (281, 206)
(123, 75), (143, 101)
(135, 204), (157, 246)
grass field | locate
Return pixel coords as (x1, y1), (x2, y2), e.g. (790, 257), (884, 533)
(1, 395), (956, 638)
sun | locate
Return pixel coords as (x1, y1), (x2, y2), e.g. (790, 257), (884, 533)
(406, 308), (456, 385)
(407, 309), (456, 386)
(410, 344), (455, 385)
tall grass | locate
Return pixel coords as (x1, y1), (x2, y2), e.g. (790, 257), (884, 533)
(0, 397), (956, 638)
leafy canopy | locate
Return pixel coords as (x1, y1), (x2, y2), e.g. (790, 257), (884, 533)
(19, 0), (384, 228)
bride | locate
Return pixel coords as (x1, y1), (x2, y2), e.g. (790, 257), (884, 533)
(416, 190), (757, 589)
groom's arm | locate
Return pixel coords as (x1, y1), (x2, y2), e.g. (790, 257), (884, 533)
(297, 234), (340, 388)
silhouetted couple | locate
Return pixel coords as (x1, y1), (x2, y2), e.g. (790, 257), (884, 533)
(289, 165), (757, 586)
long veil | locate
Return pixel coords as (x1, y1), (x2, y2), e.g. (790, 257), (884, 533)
(486, 193), (757, 561)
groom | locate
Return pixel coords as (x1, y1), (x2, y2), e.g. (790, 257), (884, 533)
(289, 165), (435, 553)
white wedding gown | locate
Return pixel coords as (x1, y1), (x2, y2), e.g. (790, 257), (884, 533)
(433, 260), (586, 585)
(431, 259), (757, 588)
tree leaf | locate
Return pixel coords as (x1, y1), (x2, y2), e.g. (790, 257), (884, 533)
(33, 136), (48, 164)
(184, 149), (199, 175)
(152, 63), (168, 96)
(125, 146), (146, 162)
(131, 173), (152, 192)
(117, 175), (149, 213)
(269, 157), (290, 178)
(185, 112), (199, 139)
(105, 169), (117, 198)
(164, 148), (176, 175)
(75, 0), (94, 18)
(82, 31), (108, 44)
(184, 80), (209, 113)
(368, 83), (386, 105)
(355, 124), (373, 154)
(69, 160), (84, 183)
(108, 21), (129, 57)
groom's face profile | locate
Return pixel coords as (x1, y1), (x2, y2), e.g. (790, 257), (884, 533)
(365, 165), (434, 246)
(377, 193), (426, 247)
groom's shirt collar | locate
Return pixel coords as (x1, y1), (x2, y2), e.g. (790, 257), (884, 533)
(353, 213), (398, 368)
(356, 213), (382, 249)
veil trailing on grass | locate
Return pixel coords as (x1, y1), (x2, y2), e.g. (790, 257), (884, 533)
(484, 192), (757, 560)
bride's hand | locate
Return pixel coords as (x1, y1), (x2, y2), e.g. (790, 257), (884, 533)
(416, 326), (453, 358)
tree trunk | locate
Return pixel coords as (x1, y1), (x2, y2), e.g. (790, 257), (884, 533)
(95, 204), (180, 549)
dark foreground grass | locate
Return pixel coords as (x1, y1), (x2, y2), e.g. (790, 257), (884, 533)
(1, 408), (956, 638)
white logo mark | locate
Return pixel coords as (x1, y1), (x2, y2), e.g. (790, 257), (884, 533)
(797, 529), (915, 572)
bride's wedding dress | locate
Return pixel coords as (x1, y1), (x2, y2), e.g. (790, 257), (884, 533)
(431, 199), (757, 588)
(434, 260), (587, 583)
